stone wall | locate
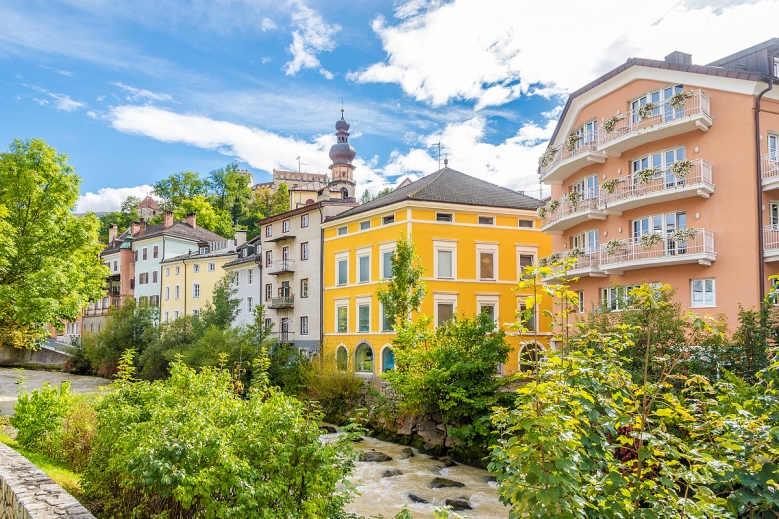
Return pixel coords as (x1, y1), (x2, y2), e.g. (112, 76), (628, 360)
(0, 443), (94, 519)
(0, 346), (69, 367)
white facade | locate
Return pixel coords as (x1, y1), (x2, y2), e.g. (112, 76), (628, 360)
(223, 239), (263, 328)
(133, 236), (203, 303)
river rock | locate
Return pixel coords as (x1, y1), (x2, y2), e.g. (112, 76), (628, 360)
(417, 420), (445, 449)
(319, 424), (337, 433)
(397, 447), (414, 460)
(430, 477), (465, 489)
(445, 497), (472, 511)
(382, 469), (403, 478)
(397, 415), (416, 435)
(439, 456), (456, 467)
(408, 494), (429, 504)
(360, 450), (393, 462)
(483, 475), (497, 483)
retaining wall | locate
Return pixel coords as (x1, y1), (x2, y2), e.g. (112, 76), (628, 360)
(0, 346), (69, 367)
(0, 443), (94, 519)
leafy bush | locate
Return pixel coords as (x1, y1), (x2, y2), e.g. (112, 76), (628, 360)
(11, 381), (72, 453)
(81, 350), (357, 518)
(300, 359), (365, 424)
(57, 399), (98, 471)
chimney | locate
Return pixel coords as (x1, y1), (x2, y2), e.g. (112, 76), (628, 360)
(108, 224), (118, 243)
(235, 229), (247, 247)
(186, 212), (197, 229)
(138, 218), (145, 237)
(664, 51), (692, 65)
(131, 220), (140, 236)
(163, 211), (174, 229)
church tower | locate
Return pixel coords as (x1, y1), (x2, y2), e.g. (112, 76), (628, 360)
(327, 107), (357, 200)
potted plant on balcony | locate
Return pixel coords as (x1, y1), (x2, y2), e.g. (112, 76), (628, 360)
(635, 167), (660, 185)
(538, 147), (556, 167)
(567, 247), (584, 259)
(604, 239), (622, 256)
(601, 178), (622, 194)
(564, 133), (580, 152)
(637, 102), (657, 121)
(670, 227), (697, 244)
(669, 90), (694, 110)
(537, 205), (547, 219)
(670, 159), (693, 179)
(567, 191), (583, 208)
(548, 252), (562, 263)
(602, 115), (619, 133)
(546, 199), (560, 214)
(638, 233), (663, 249)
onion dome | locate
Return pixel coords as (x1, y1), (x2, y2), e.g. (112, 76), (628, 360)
(329, 108), (356, 164)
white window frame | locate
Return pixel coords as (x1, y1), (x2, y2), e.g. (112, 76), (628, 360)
(265, 284), (272, 301)
(266, 225), (272, 237)
(175, 266), (180, 275)
(360, 220), (371, 231)
(164, 311), (169, 323)
(174, 285), (180, 300)
(382, 214), (395, 225)
(193, 283), (200, 299)
(379, 303), (394, 332)
(335, 300), (349, 333)
(165, 286), (170, 300)
(247, 268), (253, 285)
(283, 220), (290, 233)
(337, 226), (347, 235)
(436, 213), (453, 222)
(571, 229), (599, 254)
(577, 290), (585, 313)
(192, 308), (200, 316)
(301, 278), (308, 298)
(193, 263), (200, 273)
(336, 252), (349, 286)
(478, 215), (495, 226)
(357, 247), (371, 284)
(379, 242), (397, 280)
(571, 174), (599, 200)
(301, 316), (309, 336)
(476, 294), (499, 325)
(301, 214), (309, 228)
(301, 242), (309, 260)
(691, 278), (716, 308)
(174, 310), (179, 319)
(208, 263), (215, 272)
(433, 293), (458, 329)
(516, 245), (538, 281)
(433, 240), (457, 280)
(165, 267), (170, 276)
(356, 296), (372, 333)
(476, 243), (499, 281)
(247, 297), (254, 313)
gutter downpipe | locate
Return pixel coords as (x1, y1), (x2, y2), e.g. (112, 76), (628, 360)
(318, 204), (325, 362)
(756, 76), (773, 303)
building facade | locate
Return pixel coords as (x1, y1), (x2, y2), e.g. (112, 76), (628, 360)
(222, 235), (263, 328)
(537, 39), (779, 327)
(321, 167), (551, 377)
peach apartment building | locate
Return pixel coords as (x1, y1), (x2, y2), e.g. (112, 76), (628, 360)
(538, 39), (779, 327)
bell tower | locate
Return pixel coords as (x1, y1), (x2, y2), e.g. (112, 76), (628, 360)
(328, 107), (357, 200)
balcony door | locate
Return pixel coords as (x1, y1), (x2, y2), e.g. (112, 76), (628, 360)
(572, 174), (598, 201)
(282, 246), (290, 263)
(769, 134), (778, 161)
(632, 211), (687, 254)
(664, 148), (686, 187)
(280, 318), (290, 343)
(279, 281), (290, 297)
(572, 229), (599, 254)
(632, 85), (683, 124)
(663, 85), (684, 121)
(770, 202), (779, 230)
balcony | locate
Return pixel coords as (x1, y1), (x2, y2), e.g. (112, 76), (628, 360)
(597, 90), (712, 157)
(266, 259), (295, 275)
(761, 153), (779, 191)
(764, 226), (779, 262)
(268, 296), (295, 309)
(539, 191), (606, 234)
(599, 229), (716, 274)
(269, 331), (295, 344)
(602, 159), (714, 214)
(539, 132), (608, 185)
(568, 251), (606, 278)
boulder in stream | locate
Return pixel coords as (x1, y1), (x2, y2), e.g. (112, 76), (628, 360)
(430, 477), (465, 489)
(439, 456), (456, 467)
(445, 497), (472, 511)
(483, 475), (497, 483)
(407, 494), (429, 504)
(359, 450), (393, 462)
(382, 469), (403, 478)
(397, 447), (414, 460)
(319, 424), (337, 434)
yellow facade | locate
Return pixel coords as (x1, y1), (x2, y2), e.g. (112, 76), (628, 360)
(160, 252), (236, 322)
(322, 200), (553, 376)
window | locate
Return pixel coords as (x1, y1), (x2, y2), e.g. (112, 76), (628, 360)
(769, 134), (778, 161)
(382, 215), (395, 225)
(208, 263), (215, 272)
(301, 316), (309, 336)
(164, 311), (169, 323)
(381, 304), (394, 332)
(266, 251), (272, 267)
(519, 254), (534, 279)
(360, 220), (371, 230)
(152, 271), (158, 283)
(266, 225), (272, 237)
(479, 251), (496, 280)
(265, 284), (272, 301)
(175, 285), (180, 300)
(571, 174), (599, 200)
(631, 85), (683, 124)
(336, 346), (348, 371)
(301, 242), (309, 260)
(631, 211), (688, 254)
(165, 286), (170, 300)
(153, 245), (159, 259)
(174, 310), (179, 319)
(337, 259), (348, 286)
(355, 343), (374, 372)
(199, 246), (208, 255)
(113, 260), (118, 271)
(247, 297), (254, 313)
(436, 303), (454, 327)
(338, 226), (347, 235)
(235, 270), (240, 287)
(572, 229), (600, 254)
(518, 301), (536, 331)
(337, 305), (348, 333)
(358, 304), (370, 332)
(193, 283), (200, 298)
(193, 264), (200, 273)
(770, 202), (779, 229)
(301, 214), (309, 227)
(437, 250), (453, 278)
(691, 279), (716, 308)
(301, 278), (308, 298)
(518, 219), (533, 228)
(165, 267), (170, 276)
(139, 273), (147, 284)
(382, 347), (395, 372)
(478, 216), (494, 225)
(382, 251), (394, 279)
(519, 343), (540, 373)
(283, 220), (290, 232)
(264, 318), (272, 330)
(358, 254), (370, 283)
(632, 146), (686, 187)
(175, 266), (180, 275)
(600, 284), (656, 311)
(142, 248), (148, 260)
(479, 304), (496, 323)
(577, 290), (585, 313)
(436, 213), (453, 222)
(247, 268), (253, 284)
(775, 58), (779, 78)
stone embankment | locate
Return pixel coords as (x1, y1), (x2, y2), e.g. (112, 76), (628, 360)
(0, 443), (94, 519)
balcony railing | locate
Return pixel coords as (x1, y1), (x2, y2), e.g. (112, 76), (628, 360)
(540, 189), (606, 233)
(540, 131), (607, 183)
(602, 159), (714, 212)
(269, 331), (295, 344)
(597, 90), (712, 156)
(764, 225), (779, 261)
(599, 229), (716, 272)
(268, 296), (295, 309)
(761, 153), (779, 190)
(266, 259), (295, 275)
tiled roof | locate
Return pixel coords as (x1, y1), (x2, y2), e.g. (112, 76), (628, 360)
(160, 248), (237, 264)
(222, 255), (260, 268)
(290, 181), (329, 192)
(257, 199), (357, 226)
(137, 195), (161, 210)
(100, 228), (130, 256)
(329, 167), (543, 221)
(133, 221), (227, 244)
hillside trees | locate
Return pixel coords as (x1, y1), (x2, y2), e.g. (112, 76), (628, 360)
(0, 138), (107, 348)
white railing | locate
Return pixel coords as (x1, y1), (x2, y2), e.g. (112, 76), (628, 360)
(541, 189), (600, 228)
(762, 153), (779, 182)
(598, 90), (710, 146)
(268, 296), (295, 309)
(540, 131), (599, 176)
(765, 225), (779, 251)
(266, 259), (295, 274)
(569, 251), (600, 271)
(602, 159), (713, 206)
(600, 229), (715, 267)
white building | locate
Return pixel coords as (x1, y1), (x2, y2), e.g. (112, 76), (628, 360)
(222, 234), (263, 328)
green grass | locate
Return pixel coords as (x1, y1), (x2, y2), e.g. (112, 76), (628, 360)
(0, 432), (84, 500)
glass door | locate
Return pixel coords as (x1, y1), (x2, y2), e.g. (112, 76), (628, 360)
(280, 281), (290, 297)
(665, 148), (686, 187)
(770, 202), (779, 229)
(280, 318), (290, 343)
(664, 85), (684, 121)
(769, 134), (778, 161)
(666, 211), (687, 255)
(585, 174), (598, 200)
(586, 230), (599, 254)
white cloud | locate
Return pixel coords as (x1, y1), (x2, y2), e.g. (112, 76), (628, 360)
(77, 185), (155, 212)
(48, 93), (85, 111)
(261, 56), (272, 64)
(111, 81), (172, 102)
(261, 17), (277, 31)
(283, 1), (340, 78)
(350, 0), (779, 108)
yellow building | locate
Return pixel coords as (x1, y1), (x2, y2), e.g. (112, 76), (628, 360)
(322, 167), (553, 377)
(160, 245), (238, 322)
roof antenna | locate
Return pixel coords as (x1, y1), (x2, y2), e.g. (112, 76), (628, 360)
(444, 155), (448, 167)
(296, 156), (308, 173)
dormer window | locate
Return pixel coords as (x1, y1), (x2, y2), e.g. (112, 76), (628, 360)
(200, 247), (208, 254)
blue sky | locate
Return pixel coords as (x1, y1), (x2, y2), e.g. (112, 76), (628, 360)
(1, 0), (777, 211)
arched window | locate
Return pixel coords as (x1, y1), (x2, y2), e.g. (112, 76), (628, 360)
(518, 343), (541, 373)
(381, 346), (395, 372)
(336, 345), (348, 371)
(355, 343), (374, 373)
(341, 187), (349, 199)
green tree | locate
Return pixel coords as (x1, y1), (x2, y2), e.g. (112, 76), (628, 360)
(0, 138), (108, 348)
(207, 162), (252, 224)
(273, 182), (290, 213)
(359, 189), (372, 204)
(97, 195), (140, 243)
(152, 171), (207, 210)
(173, 195), (234, 238)
(376, 234), (427, 329)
